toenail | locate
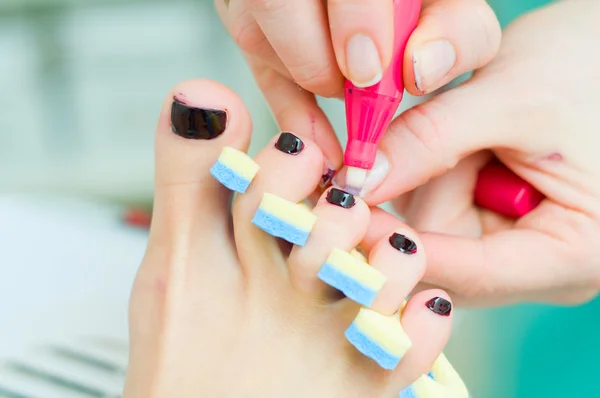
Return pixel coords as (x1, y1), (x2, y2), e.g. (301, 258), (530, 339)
(210, 147), (259, 193)
(318, 248), (386, 307)
(170, 98), (227, 140)
(425, 297), (452, 316)
(345, 308), (412, 370)
(275, 132), (305, 155)
(326, 188), (356, 209)
(252, 193), (317, 246)
(388, 233), (417, 255)
(319, 169), (336, 189)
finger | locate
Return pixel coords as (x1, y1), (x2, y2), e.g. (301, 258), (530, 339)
(420, 228), (579, 301)
(362, 77), (515, 204)
(404, 0), (501, 94)
(248, 59), (343, 173)
(248, 0), (344, 98)
(216, 0), (289, 78)
(327, 0), (394, 87)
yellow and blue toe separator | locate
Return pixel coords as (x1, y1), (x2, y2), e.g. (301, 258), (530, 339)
(345, 308), (412, 370)
(210, 147), (259, 193)
(318, 248), (387, 307)
(399, 353), (469, 398)
(252, 193), (317, 246)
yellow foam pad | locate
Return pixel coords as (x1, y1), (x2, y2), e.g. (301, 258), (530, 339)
(259, 193), (317, 232)
(352, 308), (412, 356)
(326, 249), (386, 291)
(411, 374), (463, 398)
(430, 353), (469, 397)
(297, 201), (313, 211)
(217, 147), (259, 180)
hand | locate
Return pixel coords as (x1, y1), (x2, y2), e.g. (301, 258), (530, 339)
(215, 0), (501, 174)
(360, 0), (600, 306)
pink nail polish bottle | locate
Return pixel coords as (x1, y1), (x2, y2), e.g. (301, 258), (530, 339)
(343, 0), (422, 192)
(474, 160), (545, 218)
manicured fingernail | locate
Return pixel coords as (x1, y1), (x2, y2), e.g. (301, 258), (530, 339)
(275, 132), (304, 155)
(326, 188), (356, 209)
(389, 233), (417, 255)
(171, 98), (227, 140)
(426, 297), (452, 316)
(360, 150), (390, 195)
(320, 168), (336, 189)
(412, 40), (456, 93)
(346, 34), (383, 88)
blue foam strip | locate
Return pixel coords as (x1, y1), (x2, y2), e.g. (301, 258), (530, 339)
(428, 371), (434, 380)
(345, 322), (401, 370)
(252, 208), (310, 246)
(210, 161), (251, 193)
(398, 386), (418, 398)
(317, 263), (377, 307)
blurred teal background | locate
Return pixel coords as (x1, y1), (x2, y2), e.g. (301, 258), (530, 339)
(1, 0), (598, 397)
(460, 1), (600, 398)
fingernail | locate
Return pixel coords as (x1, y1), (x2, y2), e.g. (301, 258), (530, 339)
(275, 132), (304, 155)
(412, 40), (456, 93)
(320, 168), (336, 189)
(224, 0), (230, 6)
(426, 297), (452, 316)
(326, 188), (356, 209)
(389, 233), (417, 254)
(360, 150), (390, 195)
(171, 98), (227, 140)
(346, 34), (383, 88)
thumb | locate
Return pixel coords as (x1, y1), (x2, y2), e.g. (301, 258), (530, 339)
(361, 78), (515, 204)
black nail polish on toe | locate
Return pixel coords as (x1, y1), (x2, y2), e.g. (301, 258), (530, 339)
(388, 233), (417, 254)
(275, 132), (304, 155)
(320, 169), (335, 188)
(426, 297), (452, 316)
(171, 98), (227, 140)
(326, 188), (356, 209)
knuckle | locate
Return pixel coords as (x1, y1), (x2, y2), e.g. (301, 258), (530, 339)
(289, 61), (341, 97)
(229, 13), (267, 54)
(394, 101), (457, 174)
(470, 0), (502, 63)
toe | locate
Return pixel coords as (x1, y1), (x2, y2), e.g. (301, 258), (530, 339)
(151, 78), (252, 266)
(233, 132), (324, 271)
(368, 227), (425, 315)
(288, 188), (371, 300)
(390, 290), (455, 394)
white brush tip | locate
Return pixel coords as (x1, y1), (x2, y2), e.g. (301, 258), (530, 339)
(346, 167), (368, 193)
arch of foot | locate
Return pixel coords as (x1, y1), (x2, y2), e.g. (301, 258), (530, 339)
(209, 147), (468, 398)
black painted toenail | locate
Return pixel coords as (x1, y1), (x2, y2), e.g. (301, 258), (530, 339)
(426, 297), (452, 316)
(320, 169), (336, 188)
(326, 188), (356, 209)
(170, 98), (227, 140)
(275, 132), (304, 155)
(388, 233), (417, 254)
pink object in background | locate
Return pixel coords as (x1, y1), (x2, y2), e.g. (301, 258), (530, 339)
(343, 0), (422, 169)
(474, 160), (545, 218)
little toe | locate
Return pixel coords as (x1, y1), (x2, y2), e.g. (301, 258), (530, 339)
(288, 188), (371, 301)
(390, 290), (456, 395)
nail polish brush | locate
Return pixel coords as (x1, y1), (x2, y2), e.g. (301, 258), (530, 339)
(343, 0), (422, 193)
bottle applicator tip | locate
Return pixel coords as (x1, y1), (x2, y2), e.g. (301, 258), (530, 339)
(345, 166), (368, 195)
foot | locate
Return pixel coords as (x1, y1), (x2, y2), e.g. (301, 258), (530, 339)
(123, 80), (467, 398)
